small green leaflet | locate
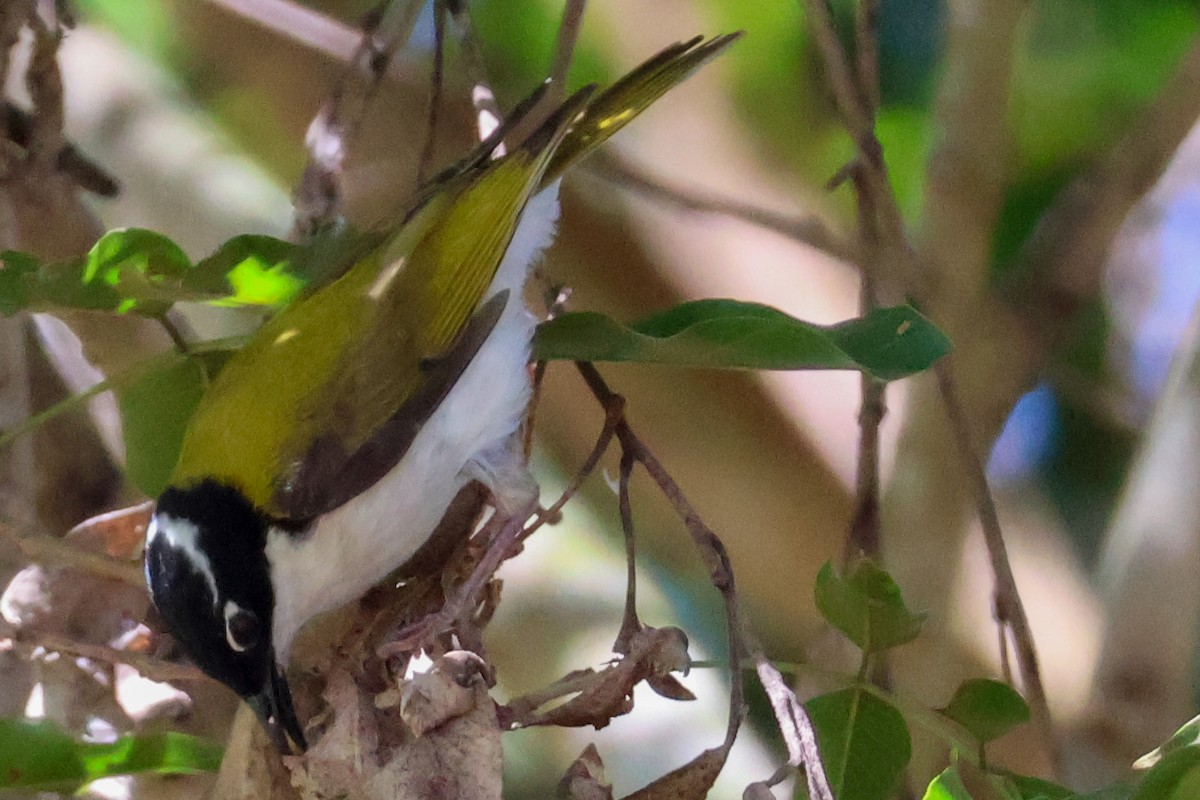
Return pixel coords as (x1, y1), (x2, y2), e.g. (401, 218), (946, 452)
(0, 229), (303, 317)
(940, 679), (1031, 745)
(0, 718), (222, 791)
(532, 300), (950, 379)
(814, 560), (926, 654)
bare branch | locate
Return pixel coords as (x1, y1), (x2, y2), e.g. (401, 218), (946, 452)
(2, 632), (209, 683)
(444, 0), (506, 149)
(933, 361), (1056, 764)
(203, 0), (420, 79)
(798, 0), (1060, 769)
(547, 0), (587, 100)
(590, 152), (858, 265)
(613, 449), (640, 654)
(853, 0), (881, 114)
(417, 0), (447, 185)
(292, 0), (425, 236)
(574, 361), (833, 799)
(844, 167), (885, 564)
(0, 519), (145, 587)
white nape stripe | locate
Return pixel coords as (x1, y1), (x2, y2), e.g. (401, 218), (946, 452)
(223, 600), (248, 652)
(154, 513), (219, 609)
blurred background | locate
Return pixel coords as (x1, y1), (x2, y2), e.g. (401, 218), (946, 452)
(4, 0), (1200, 796)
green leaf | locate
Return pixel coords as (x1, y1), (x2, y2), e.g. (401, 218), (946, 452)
(186, 234), (302, 306)
(0, 718), (221, 791)
(814, 560), (926, 653)
(0, 250), (38, 314)
(117, 352), (227, 497)
(86, 228), (193, 315)
(1135, 714), (1200, 770)
(0, 230), (310, 319)
(923, 764), (1033, 800)
(807, 688), (911, 800)
(533, 300), (950, 379)
(1131, 746), (1200, 800)
(940, 679), (1031, 744)
(923, 766), (974, 800)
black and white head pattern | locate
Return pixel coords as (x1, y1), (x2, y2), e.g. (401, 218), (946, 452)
(145, 480), (275, 698)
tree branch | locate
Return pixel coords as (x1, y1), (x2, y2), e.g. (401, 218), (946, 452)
(589, 151), (857, 265)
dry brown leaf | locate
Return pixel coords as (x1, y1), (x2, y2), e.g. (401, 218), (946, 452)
(399, 650), (488, 737)
(557, 743), (613, 800)
(369, 678), (502, 800)
(645, 673), (696, 702)
(621, 746), (728, 800)
(742, 782), (776, 800)
(511, 625), (693, 729)
(65, 501), (153, 559)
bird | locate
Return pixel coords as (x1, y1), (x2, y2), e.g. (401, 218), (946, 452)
(143, 33), (739, 754)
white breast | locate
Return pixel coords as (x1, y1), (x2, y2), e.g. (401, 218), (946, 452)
(265, 181), (561, 659)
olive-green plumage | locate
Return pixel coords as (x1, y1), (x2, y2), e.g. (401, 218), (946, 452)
(169, 33), (741, 522)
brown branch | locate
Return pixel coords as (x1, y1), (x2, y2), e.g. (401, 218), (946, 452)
(796, 0), (908, 259)
(853, 0), (881, 115)
(590, 151), (858, 265)
(520, 390), (623, 541)
(444, 0), (506, 150)
(417, 0), (448, 185)
(613, 448), (640, 654)
(844, 166), (885, 564)
(291, 0), (425, 236)
(933, 362), (1054, 757)
(798, 0), (1060, 769)
(3, 633), (209, 683)
(0, 519), (145, 587)
(203, 0), (419, 79)
(574, 361), (833, 799)
(547, 0), (587, 100)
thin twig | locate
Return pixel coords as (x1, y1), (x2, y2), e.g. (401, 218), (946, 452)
(798, 0), (1060, 769)
(843, 166), (885, 564)
(575, 361), (833, 800)
(934, 362), (1053, 756)
(520, 391), (623, 541)
(444, 0), (506, 151)
(417, 0), (447, 185)
(3, 633), (208, 683)
(547, 0), (587, 101)
(613, 449), (640, 654)
(292, 0), (425, 236)
(853, 0), (881, 114)
(0, 519), (145, 587)
(589, 152), (858, 266)
(203, 0), (420, 80)
(796, 0), (916, 275)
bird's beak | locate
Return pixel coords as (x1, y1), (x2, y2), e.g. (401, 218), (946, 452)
(246, 659), (307, 754)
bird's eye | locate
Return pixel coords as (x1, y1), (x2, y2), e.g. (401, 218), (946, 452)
(224, 602), (261, 653)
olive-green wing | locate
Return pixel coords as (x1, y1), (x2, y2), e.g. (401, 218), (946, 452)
(544, 33), (742, 185)
(172, 89), (592, 516)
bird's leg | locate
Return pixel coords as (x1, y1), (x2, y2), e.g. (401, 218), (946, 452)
(459, 435), (540, 516)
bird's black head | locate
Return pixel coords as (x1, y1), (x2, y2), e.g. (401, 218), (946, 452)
(146, 479), (306, 752)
